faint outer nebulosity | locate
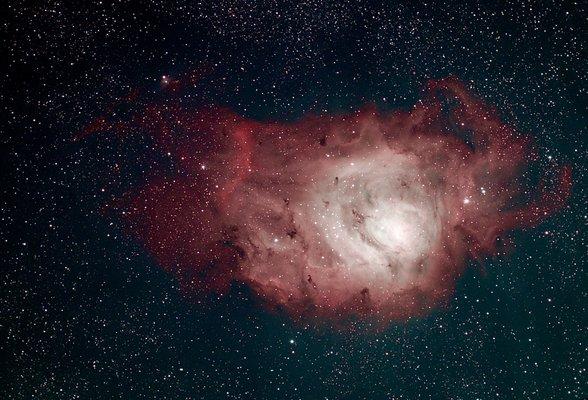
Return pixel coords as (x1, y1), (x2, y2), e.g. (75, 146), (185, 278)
(89, 77), (571, 325)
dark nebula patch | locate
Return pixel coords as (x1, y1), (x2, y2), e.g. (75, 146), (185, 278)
(86, 77), (571, 325)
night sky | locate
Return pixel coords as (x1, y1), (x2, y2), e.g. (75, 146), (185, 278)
(2, 1), (587, 399)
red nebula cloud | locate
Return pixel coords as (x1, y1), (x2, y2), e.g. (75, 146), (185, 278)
(90, 77), (571, 325)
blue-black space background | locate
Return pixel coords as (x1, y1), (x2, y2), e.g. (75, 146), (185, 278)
(2, 1), (586, 399)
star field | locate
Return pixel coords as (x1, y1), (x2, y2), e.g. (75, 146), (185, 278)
(2, 1), (586, 399)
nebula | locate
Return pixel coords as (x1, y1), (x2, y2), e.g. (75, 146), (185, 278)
(89, 77), (571, 325)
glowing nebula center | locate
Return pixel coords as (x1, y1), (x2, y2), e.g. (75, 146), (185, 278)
(231, 146), (447, 317)
(88, 77), (570, 324)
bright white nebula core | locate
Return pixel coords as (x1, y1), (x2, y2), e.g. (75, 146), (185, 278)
(231, 136), (450, 320)
(303, 151), (442, 301)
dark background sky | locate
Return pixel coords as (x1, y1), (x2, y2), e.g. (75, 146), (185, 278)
(2, 1), (586, 399)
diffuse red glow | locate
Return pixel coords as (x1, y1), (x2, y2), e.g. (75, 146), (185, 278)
(91, 77), (571, 325)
